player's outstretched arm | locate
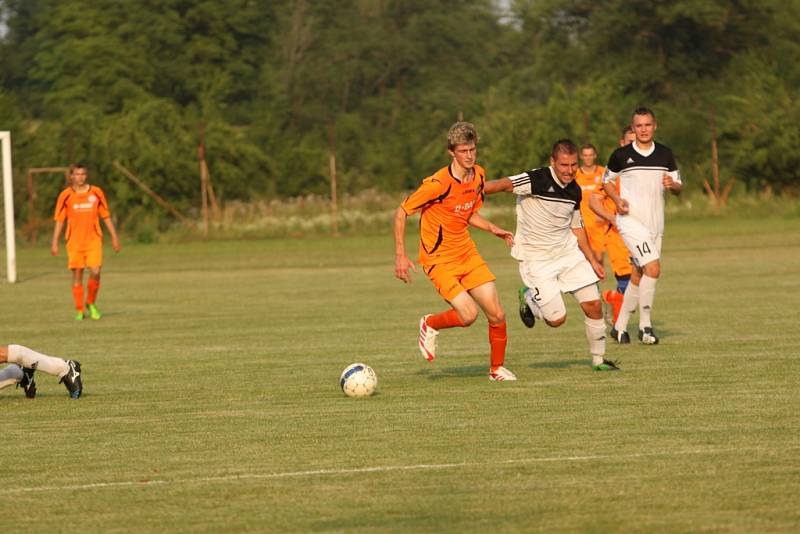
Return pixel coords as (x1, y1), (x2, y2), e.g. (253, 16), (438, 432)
(102, 217), (122, 252)
(393, 207), (417, 283)
(51, 220), (65, 256)
(483, 177), (513, 195)
(468, 213), (514, 247)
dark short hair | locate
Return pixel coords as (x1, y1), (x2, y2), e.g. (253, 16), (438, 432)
(621, 125), (634, 137)
(69, 163), (87, 174)
(551, 139), (578, 160)
(632, 107), (656, 121)
(580, 143), (597, 153)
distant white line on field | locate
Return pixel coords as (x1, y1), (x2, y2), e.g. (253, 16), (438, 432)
(0, 447), (745, 495)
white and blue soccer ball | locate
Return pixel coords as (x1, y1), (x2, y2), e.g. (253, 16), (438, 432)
(340, 363), (377, 398)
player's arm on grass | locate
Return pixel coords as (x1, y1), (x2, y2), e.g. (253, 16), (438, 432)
(588, 192), (616, 226)
(572, 213), (605, 280)
(393, 207), (417, 283)
(468, 212), (514, 247)
(483, 177), (513, 195)
(102, 217), (122, 252)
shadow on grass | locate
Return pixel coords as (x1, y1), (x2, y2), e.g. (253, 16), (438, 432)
(416, 365), (486, 380)
(529, 358), (585, 369)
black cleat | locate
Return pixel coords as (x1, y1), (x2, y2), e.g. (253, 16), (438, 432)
(638, 327), (659, 345)
(518, 286), (535, 328)
(610, 328), (630, 344)
(60, 360), (83, 399)
(17, 364), (37, 399)
(593, 358), (621, 371)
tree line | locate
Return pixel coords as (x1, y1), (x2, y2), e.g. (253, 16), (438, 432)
(1, 0), (798, 235)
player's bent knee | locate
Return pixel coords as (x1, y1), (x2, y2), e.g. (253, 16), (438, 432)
(458, 308), (480, 326)
(581, 299), (603, 320)
(545, 315), (567, 328)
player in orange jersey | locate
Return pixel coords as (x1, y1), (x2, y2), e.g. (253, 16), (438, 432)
(588, 127), (636, 325)
(0, 344), (83, 399)
(51, 163), (121, 321)
(394, 121), (517, 381)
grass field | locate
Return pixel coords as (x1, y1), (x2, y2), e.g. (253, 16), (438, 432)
(1, 215), (799, 532)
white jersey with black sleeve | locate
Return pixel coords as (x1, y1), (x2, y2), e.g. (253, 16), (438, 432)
(603, 141), (680, 235)
(508, 166), (584, 262)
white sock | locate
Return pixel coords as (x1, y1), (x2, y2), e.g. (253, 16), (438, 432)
(614, 283), (639, 332)
(585, 317), (606, 365)
(524, 290), (544, 320)
(6, 345), (69, 377)
(638, 275), (658, 329)
(0, 364), (23, 390)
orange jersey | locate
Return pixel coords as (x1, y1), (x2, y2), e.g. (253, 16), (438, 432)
(53, 185), (111, 248)
(401, 164), (486, 266)
(575, 165), (604, 227)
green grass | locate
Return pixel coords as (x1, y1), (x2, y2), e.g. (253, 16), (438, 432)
(1, 216), (799, 532)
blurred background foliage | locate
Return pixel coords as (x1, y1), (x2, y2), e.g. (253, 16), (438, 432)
(1, 0), (798, 238)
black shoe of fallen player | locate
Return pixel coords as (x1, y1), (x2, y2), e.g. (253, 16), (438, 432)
(18, 365), (37, 399)
(60, 360), (83, 399)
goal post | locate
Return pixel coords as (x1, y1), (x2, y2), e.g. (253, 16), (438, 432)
(1, 131), (17, 283)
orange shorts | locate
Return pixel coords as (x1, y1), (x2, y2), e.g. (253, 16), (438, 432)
(586, 224), (631, 277)
(67, 240), (103, 270)
(423, 253), (496, 303)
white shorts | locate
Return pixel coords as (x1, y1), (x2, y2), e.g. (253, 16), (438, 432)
(617, 217), (662, 268)
(518, 247), (599, 307)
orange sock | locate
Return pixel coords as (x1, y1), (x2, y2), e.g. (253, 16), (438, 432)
(87, 279), (100, 305)
(71, 284), (84, 311)
(426, 309), (465, 330)
(489, 321), (507, 369)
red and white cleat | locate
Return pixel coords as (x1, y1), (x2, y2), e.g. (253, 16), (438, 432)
(489, 366), (517, 381)
(418, 314), (439, 362)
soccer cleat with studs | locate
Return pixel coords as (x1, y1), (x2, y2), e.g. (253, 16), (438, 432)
(638, 327), (659, 345)
(418, 315), (438, 362)
(87, 303), (101, 320)
(60, 360), (83, 399)
(489, 366), (518, 381)
(518, 286), (535, 328)
(610, 328), (630, 344)
(592, 359), (620, 371)
(17, 364), (37, 399)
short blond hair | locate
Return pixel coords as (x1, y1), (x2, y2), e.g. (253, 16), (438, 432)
(447, 121), (478, 150)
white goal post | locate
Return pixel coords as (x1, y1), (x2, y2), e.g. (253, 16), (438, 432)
(1, 131), (16, 283)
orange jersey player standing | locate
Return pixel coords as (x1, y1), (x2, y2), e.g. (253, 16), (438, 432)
(51, 163), (121, 321)
(393, 121), (517, 381)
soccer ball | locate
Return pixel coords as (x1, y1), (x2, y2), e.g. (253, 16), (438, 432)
(340, 363), (378, 398)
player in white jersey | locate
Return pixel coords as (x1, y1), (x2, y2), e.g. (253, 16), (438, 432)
(602, 107), (682, 344)
(484, 139), (619, 371)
